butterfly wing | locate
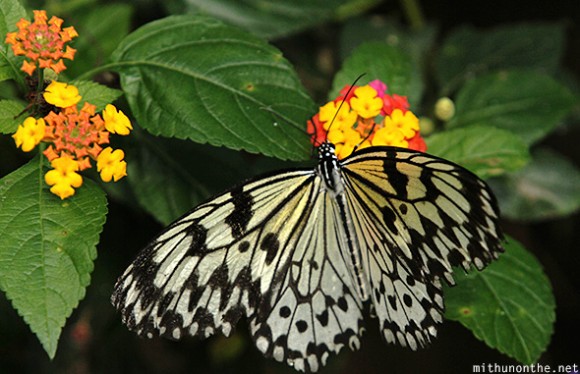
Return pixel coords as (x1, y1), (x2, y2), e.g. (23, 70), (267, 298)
(111, 168), (364, 372)
(340, 146), (503, 348)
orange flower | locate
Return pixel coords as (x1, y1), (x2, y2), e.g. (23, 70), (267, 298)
(5, 10), (77, 76)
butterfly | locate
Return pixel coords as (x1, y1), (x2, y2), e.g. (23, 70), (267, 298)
(111, 140), (503, 372)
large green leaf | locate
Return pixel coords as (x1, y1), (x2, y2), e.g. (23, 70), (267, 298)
(0, 156), (108, 358)
(330, 42), (421, 106)
(489, 149), (580, 221)
(436, 23), (566, 94)
(426, 126), (530, 179)
(164, 0), (380, 39)
(111, 15), (315, 161)
(447, 70), (576, 145)
(445, 237), (555, 364)
(0, 99), (25, 133)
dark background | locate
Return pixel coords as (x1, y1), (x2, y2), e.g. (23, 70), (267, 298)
(0, 0), (578, 373)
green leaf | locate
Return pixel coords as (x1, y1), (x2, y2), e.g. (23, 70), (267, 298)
(340, 16), (437, 77)
(436, 23), (566, 94)
(66, 3), (132, 78)
(0, 99), (25, 133)
(111, 15), (315, 161)
(489, 149), (580, 221)
(447, 70), (577, 145)
(0, 0), (27, 83)
(163, 0), (380, 39)
(71, 80), (123, 111)
(126, 134), (251, 225)
(425, 126), (530, 179)
(0, 0), (26, 42)
(0, 156), (108, 358)
(330, 42), (421, 106)
(445, 237), (555, 364)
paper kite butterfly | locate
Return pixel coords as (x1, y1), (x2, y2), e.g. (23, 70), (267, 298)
(112, 139), (503, 372)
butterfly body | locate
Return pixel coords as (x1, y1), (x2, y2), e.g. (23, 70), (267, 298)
(112, 143), (503, 372)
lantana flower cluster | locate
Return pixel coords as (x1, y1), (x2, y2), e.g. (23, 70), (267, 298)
(8, 11), (132, 199)
(5, 10), (77, 76)
(12, 81), (132, 199)
(307, 79), (426, 159)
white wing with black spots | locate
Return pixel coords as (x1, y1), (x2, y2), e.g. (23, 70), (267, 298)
(112, 142), (504, 372)
(340, 146), (502, 348)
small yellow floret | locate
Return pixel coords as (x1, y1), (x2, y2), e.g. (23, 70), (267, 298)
(97, 147), (127, 182)
(43, 81), (81, 108)
(44, 155), (83, 199)
(350, 86), (383, 119)
(103, 104), (132, 135)
(12, 117), (46, 152)
(383, 109), (419, 138)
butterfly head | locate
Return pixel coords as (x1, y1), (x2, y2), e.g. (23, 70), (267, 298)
(317, 141), (344, 194)
(317, 141), (338, 162)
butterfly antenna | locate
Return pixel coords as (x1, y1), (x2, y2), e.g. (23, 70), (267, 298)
(353, 121), (376, 153)
(326, 74), (366, 136)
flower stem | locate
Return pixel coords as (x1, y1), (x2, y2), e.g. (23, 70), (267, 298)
(399, 0), (425, 30)
(75, 62), (127, 81)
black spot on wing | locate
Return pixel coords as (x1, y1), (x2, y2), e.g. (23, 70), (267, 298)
(295, 320), (308, 333)
(383, 155), (409, 199)
(381, 206), (399, 235)
(185, 222), (208, 255)
(225, 187), (254, 239)
(261, 233), (280, 265)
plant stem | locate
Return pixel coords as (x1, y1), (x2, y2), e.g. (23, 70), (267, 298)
(399, 0), (425, 30)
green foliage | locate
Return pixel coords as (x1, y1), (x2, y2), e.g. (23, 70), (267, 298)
(163, 0), (381, 39)
(447, 70), (576, 144)
(125, 133), (252, 225)
(426, 126), (530, 179)
(0, 0), (25, 83)
(72, 79), (123, 111)
(329, 42), (422, 106)
(0, 0), (576, 367)
(445, 237), (556, 364)
(0, 156), (107, 358)
(0, 98), (24, 133)
(489, 149), (580, 221)
(110, 15), (315, 161)
(436, 23), (565, 94)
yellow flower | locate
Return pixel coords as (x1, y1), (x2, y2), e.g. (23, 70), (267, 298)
(97, 147), (127, 182)
(327, 126), (368, 159)
(12, 117), (46, 152)
(44, 155), (83, 199)
(350, 86), (383, 119)
(383, 109), (419, 139)
(372, 127), (408, 148)
(318, 101), (357, 131)
(43, 81), (81, 108)
(103, 104), (132, 135)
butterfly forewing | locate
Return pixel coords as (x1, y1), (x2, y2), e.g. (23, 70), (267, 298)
(112, 143), (503, 372)
(339, 147), (502, 349)
(112, 169), (315, 339)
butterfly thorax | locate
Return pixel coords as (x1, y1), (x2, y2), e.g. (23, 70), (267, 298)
(317, 142), (344, 195)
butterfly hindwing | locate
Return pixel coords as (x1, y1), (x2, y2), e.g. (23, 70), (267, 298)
(250, 182), (364, 372)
